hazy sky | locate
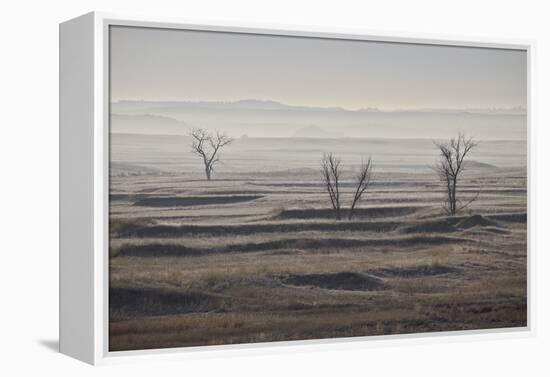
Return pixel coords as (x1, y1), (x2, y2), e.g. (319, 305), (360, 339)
(110, 26), (527, 110)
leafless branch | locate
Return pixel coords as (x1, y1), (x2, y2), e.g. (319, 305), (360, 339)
(190, 128), (234, 180)
(348, 157), (373, 220)
(321, 153), (342, 220)
(434, 132), (477, 215)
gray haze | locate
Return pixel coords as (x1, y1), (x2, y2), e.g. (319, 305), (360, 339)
(110, 26), (527, 110)
(110, 100), (526, 140)
(110, 26), (527, 140)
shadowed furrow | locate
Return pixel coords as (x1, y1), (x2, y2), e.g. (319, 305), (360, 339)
(113, 235), (471, 257)
(133, 195), (263, 207)
(275, 206), (420, 220)
(117, 221), (400, 238)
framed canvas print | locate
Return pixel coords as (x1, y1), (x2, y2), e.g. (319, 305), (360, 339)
(60, 12), (533, 365)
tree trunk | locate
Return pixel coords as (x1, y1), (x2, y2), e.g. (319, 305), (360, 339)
(348, 206), (355, 221)
(450, 176), (457, 215)
(205, 167), (212, 180)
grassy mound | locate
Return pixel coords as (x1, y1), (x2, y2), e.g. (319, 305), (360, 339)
(283, 272), (385, 291)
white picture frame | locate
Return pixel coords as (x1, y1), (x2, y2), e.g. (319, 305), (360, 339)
(59, 11), (535, 365)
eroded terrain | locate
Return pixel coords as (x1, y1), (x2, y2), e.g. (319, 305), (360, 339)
(109, 135), (527, 351)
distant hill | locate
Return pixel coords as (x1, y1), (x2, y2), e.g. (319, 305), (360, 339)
(463, 160), (498, 170)
(110, 114), (188, 135)
(113, 99), (344, 112)
(112, 99), (525, 116)
(110, 99), (527, 140)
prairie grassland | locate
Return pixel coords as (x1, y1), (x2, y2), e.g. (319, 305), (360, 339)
(109, 136), (527, 351)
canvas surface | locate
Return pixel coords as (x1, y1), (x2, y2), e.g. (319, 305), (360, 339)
(108, 25), (527, 351)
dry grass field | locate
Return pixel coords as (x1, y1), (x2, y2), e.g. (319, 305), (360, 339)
(108, 134), (527, 351)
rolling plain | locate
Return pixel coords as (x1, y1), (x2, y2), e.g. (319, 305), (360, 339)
(109, 134), (527, 351)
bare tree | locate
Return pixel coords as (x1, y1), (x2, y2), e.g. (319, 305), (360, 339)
(321, 153), (342, 220)
(190, 128), (233, 180)
(348, 158), (373, 220)
(435, 132), (477, 215)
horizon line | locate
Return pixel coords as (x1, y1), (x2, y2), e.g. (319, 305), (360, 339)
(110, 98), (527, 113)
(110, 131), (527, 142)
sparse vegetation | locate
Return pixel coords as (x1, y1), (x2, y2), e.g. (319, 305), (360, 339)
(435, 132), (478, 215)
(190, 128), (233, 180)
(321, 153), (343, 220)
(321, 154), (374, 220)
(110, 135), (527, 351)
(349, 157), (373, 220)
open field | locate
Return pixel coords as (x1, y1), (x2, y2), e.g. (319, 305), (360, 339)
(109, 135), (527, 351)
